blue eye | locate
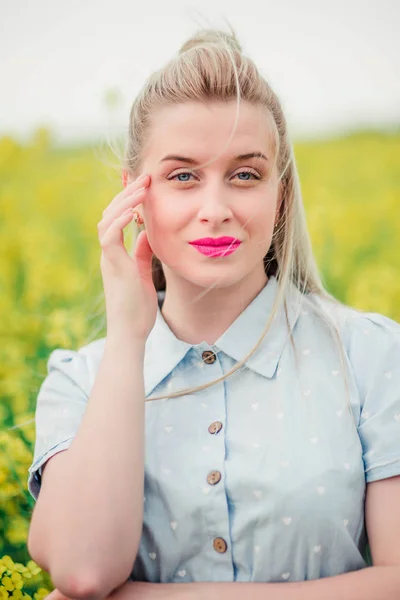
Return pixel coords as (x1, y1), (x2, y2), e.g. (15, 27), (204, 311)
(175, 172), (193, 182)
(168, 169), (260, 182)
(236, 171), (261, 181)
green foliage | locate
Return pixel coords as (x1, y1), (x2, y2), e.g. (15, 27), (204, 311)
(0, 127), (398, 593)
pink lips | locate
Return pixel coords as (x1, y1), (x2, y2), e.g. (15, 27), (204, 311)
(189, 237), (242, 257)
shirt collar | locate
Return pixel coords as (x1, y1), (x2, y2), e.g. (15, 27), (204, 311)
(144, 275), (304, 397)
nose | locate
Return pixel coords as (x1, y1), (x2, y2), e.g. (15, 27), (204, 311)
(197, 181), (233, 225)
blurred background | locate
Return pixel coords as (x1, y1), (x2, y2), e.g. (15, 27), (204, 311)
(0, 0), (399, 596)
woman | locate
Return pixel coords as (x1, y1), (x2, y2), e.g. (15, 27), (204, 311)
(27, 28), (400, 600)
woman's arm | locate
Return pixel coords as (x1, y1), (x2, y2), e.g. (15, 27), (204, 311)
(88, 566), (400, 600)
(29, 337), (146, 599)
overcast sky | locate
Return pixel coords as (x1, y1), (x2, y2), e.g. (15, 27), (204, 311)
(1, 0), (399, 145)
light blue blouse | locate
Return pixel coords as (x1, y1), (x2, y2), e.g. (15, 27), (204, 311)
(27, 275), (400, 583)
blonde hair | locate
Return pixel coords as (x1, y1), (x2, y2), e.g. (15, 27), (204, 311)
(101, 25), (354, 423)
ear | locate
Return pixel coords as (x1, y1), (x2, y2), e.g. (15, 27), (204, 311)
(121, 169), (128, 188)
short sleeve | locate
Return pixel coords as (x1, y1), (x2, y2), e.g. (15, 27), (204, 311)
(347, 312), (400, 483)
(27, 348), (91, 501)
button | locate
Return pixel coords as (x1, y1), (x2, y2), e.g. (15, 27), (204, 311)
(213, 537), (228, 553)
(207, 470), (222, 485)
(208, 421), (223, 434)
(202, 350), (216, 364)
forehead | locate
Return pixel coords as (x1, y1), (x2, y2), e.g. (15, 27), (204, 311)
(142, 100), (275, 161)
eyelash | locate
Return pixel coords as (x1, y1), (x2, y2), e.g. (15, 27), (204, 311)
(167, 168), (262, 182)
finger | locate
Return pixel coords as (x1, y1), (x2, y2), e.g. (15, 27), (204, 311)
(113, 185), (148, 220)
(134, 229), (154, 285)
(102, 173), (150, 218)
(98, 187), (146, 238)
(99, 208), (134, 261)
(102, 174), (149, 218)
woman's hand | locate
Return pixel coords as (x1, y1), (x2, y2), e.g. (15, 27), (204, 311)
(97, 173), (158, 342)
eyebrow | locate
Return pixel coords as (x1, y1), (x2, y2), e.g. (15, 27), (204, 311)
(159, 152), (269, 164)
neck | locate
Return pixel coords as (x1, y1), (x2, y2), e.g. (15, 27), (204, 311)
(160, 266), (269, 345)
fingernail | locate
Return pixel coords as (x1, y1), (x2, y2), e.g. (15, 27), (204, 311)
(137, 173), (148, 182)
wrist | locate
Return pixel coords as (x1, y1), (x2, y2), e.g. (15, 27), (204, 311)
(104, 335), (145, 366)
(104, 335), (146, 359)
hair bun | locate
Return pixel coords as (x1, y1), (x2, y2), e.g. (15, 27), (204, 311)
(179, 28), (242, 55)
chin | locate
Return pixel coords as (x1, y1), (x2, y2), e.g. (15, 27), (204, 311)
(177, 267), (248, 290)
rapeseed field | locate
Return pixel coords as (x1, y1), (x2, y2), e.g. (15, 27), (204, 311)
(0, 127), (399, 597)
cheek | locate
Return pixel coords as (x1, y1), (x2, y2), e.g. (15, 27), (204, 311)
(143, 188), (188, 234)
(242, 198), (275, 231)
